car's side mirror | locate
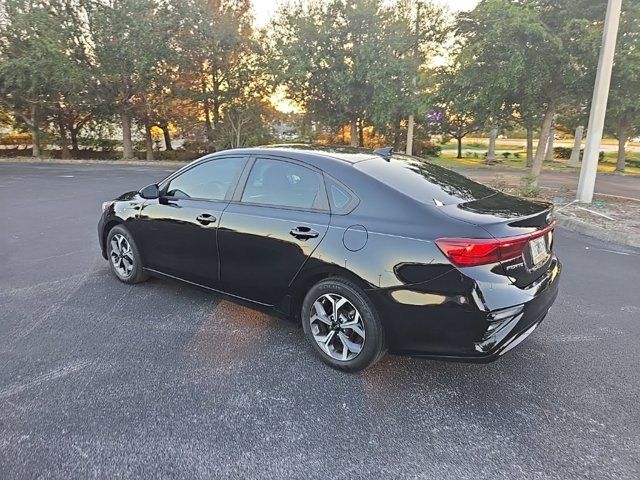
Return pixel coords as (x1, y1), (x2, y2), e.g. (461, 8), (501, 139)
(139, 183), (159, 199)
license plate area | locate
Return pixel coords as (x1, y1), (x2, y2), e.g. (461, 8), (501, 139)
(529, 236), (549, 266)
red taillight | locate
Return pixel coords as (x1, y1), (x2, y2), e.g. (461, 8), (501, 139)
(436, 224), (554, 267)
(435, 238), (507, 266)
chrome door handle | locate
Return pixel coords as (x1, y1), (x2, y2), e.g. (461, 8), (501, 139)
(196, 214), (216, 225)
(290, 226), (319, 240)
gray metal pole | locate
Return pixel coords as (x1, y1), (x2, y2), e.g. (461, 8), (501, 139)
(576, 0), (622, 203)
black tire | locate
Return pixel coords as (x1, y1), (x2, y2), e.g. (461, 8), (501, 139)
(302, 277), (386, 372)
(106, 224), (149, 284)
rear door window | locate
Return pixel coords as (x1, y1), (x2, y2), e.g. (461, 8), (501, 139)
(241, 158), (327, 210)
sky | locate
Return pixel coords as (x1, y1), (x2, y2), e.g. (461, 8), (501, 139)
(253, 0), (481, 27)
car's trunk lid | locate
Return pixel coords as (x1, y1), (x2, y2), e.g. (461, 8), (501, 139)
(439, 192), (555, 288)
(355, 157), (555, 287)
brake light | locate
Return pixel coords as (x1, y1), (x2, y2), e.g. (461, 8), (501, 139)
(436, 224), (554, 267)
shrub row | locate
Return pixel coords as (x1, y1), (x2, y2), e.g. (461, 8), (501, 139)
(553, 146), (604, 162)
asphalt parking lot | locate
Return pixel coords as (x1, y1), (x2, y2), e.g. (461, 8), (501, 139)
(1, 161), (639, 479)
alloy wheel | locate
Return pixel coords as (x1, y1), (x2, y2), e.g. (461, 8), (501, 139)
(310, 293), (365, 361)
(110, 233), (134, 278)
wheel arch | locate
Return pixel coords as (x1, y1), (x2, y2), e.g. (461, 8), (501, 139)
(287, 264), (374, 325)
(101, 218), (123, 258)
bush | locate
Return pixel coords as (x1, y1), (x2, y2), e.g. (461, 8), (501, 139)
(554, 147), (604, 162)
(83, 138), (121, 152)
(0, 146), (33, 156)
(438, 134), (452, 145)
(553, 147), (572, 159)
(502, 152), (511, 159)
(55, 149), (120, 160)
(416, 140), (441, 157)
(514, 152), (521, 158)
(182, 137), (213, 154)
(133, 140), (147, 151)
(153, 150), (200, 162)
(628, 158), (640, 168)
(517, 175), (541, 198)
(0, 133), (31, 145)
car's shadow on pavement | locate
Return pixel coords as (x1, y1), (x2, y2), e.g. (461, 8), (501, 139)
(132, 270), (559, 427)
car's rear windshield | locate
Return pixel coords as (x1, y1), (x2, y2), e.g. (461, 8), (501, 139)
(355, 154), (495, 205)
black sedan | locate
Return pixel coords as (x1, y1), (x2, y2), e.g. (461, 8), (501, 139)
(98, 145), (561, 371)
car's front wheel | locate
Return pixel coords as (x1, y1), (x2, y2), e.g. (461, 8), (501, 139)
(106, 225), (149, 284)
(302, 277), (386, 372)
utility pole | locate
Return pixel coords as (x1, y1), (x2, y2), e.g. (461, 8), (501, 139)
(406, 2), (421, 155)
(576, 0), (622, 203)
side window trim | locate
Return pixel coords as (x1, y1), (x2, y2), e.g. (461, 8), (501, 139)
(233, 155), (330, 213)
(230, 156), (256, 202)
(159, 155), (248, 203)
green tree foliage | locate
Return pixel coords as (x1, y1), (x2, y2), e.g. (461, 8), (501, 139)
(367, 1), (447, 147)
(173, 0), (256, 140)
(0, 0), (87, 156)
(606, 2), (640, 172)
(211, 99), (275, 149)
(269, 0), (378, 146)
(48, 0), (97, 158)
(455, 0), (575, 179)
(0, 0), (638, 168)
(428, 66), (481, 159)
(83, 0), (175, 160)
(268, 0), (443, 147)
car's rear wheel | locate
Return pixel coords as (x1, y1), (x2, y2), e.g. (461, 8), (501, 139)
(302, 277), (386, 372)
(106, 225), (149, 284)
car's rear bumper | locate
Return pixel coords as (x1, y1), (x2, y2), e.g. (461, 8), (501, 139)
(408, 304), (552, 364)
(368, 257), (561, 362)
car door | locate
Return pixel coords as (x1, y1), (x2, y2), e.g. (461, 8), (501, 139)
(136, 156), (247, 288)
(217, 156), (330, 305)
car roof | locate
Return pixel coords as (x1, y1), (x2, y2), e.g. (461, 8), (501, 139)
(216, 144), (379, 165)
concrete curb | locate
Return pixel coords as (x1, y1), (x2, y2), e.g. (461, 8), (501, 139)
(0, 157), (189, 168)
(556, 212), (640, 249)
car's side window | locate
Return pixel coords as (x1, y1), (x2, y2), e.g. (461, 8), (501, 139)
(241, 158), (326, 210)
(330, 184), (351, 209)
(164, 157), (245, 201)
(325, 176), (359, 214)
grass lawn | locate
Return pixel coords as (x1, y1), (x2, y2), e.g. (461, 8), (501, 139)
(435, 141), (640, 175)
(599, 151), (640, 174)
